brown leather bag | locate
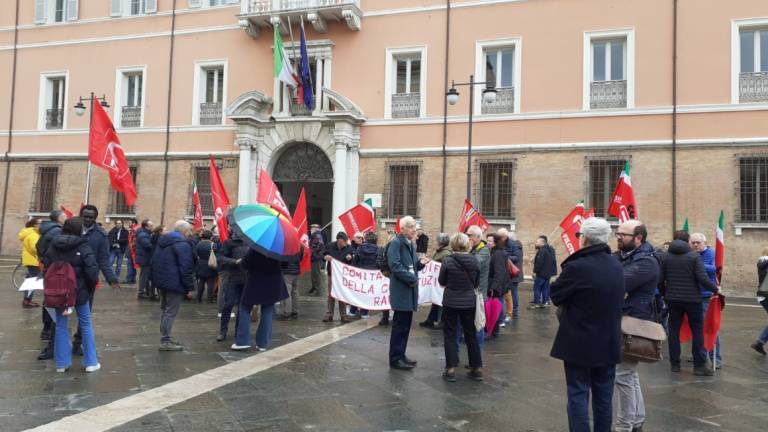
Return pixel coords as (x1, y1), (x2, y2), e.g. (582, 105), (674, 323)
(621, 316), (667, 363)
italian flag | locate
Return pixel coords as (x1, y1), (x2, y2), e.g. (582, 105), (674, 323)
(339, 199), (376, 236)
(607, 161), (638, 223)
(274, 26), (298, 88)
(715, 210), (724, 284)
(192, 181), (203, 231)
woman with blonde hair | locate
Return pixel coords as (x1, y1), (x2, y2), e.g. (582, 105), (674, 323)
(751, 246), (768, 355)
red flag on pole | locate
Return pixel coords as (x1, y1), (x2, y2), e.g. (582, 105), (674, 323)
(59, 204), (73, 219)
(89, 100), (137, 206)
(339, 200), (376, 236)
(559, 202), (586, 255)
(209, 156), (230, 242)
(395, 216), (401, 235)
(458, 199), (490, 233)
(715, 210), (725, 285)
(257, 169), (291, 219)
(292, 188), (311, 274)
(607, 161), (638, 223)
(192, 180), (203, 231)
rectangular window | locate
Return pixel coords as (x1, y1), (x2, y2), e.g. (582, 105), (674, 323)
(482, 46), (515, 114)
(130, 0), (145, 15)
(198, 66), (224, 125)
(386, 48), (426, 119)
(193, 167), (214, 216)
(54, 0), (65, 22)
(739, 157), (768, 222)
(738, 27), (768, 103)
(46, 77), (65, 130)
(478, 161), (515, 218)
(590, 38), (627, 109)
(587, 159), (626, 218)
(31, 166), (59, 213)
(111, 167), (138, 214)
(387, 164), (419, 218)
(120, 71), (143, 128)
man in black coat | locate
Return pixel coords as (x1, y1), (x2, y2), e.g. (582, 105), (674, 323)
(614, 220), (659, 432)
(135, 219), (155, 299)
(322, 232), (355, 323)
(660, 230), (717, 376)
(550, 217), (624, 432)
(107, 220), (129, 281)
(532, 235), (557, 308)
(308, 224), (325, 295)
(36, 210), (66, 360)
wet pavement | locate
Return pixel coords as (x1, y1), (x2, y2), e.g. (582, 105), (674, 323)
(1, 265), (767, 431)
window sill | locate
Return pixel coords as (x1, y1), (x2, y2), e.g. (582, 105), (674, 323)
(733, 222), (768, 236)
(27, 212), (51, 218)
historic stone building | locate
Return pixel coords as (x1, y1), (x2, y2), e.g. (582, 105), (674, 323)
(1, 0), (768, 294)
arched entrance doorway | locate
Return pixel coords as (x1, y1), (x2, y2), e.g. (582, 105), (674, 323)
(272, 141), (334, 238)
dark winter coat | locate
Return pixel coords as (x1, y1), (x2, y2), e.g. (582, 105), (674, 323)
(323, 241), (355, 274)
(241, 250), (289, 307)
(135, 227), (153, 267)
(309, 231), (325, 262)
(281, 249), (302, 275)
(534, 244), (557, 279)
(42, 235), (100, 306)
(614, 242), (659, 321)
(438, 253), (480, 309)
(509, 239), (524, 283)
(83, 224), (118, 284)
(108, 227), (129, 251)
(660, 240), (716, 304)
(354, 242), (380, 270)
(217, 237), (250, 285)
(36, 221), (62, 258)
(387, 234), (425, 311)
(550, 243), (625, 367)
(416, 233), (429, 254)
(488, 247), (512, 297)
(195, 240), (218, 279)
(151, 231), (195, 294)
(757, 256), (768, 297)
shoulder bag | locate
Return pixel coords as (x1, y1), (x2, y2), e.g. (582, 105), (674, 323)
(207, 242), (218, 270)
(621, 315), (667, 363)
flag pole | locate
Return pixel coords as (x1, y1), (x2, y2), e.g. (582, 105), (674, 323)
(84, 91), (95, 204)
(286, 16), (299, 105)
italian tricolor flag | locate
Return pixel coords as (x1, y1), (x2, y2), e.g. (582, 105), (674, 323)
(192, 180), (203, 231)
(274, 25), (298, 88)
(715, 210), (724, 284)
(339, 199), (376, 236)
(607, 161), (638, 223)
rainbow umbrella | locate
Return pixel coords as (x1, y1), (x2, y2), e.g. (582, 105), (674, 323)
(228, 204), (302, 262)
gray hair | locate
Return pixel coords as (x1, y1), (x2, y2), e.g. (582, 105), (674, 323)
(436, 233), (450, 247)
(690, 232), (707, 243)
(497, 228), (509, 238)
(174, 220), (192, 234)
(466, 225), (484, 238)
(399, 216), (416, 231)
(580, 217), (611, 245)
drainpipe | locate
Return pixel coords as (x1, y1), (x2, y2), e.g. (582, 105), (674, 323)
(439, 0), (451, 232)
(671, 0), (678, 235)
(159, 0), (178, 226)
(0, 0), (21, 253)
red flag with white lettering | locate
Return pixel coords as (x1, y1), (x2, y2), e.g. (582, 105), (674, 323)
(209, 156), (230, 242)
(292, 188), (311, 274)
(559, 202), (586, 255)
(89, 100), (137, 206)
(458, 199), (489, 233)
(607, 161), (638, 223)
(339, 200), (376, 237)
(257, 169), (291, 219)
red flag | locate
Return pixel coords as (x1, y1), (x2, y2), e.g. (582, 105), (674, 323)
(89, 100), (137, 206)
(715, 210), (725, 285)
(339, 200), (376, 237)
(679, 294), (723, 352)
(395, 216), (401, 235)
(192, 181), (203, 231)
(59, 204), (73, 219)
(209, 156), (230, 242)
(607, 161), (638, 223)
(292, 188), (311, 274)
(257, 169), (291, 218)
(458, 199), (490, 233)
(559, 202), (586, 255)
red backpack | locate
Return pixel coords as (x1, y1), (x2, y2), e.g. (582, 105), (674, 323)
(44, 261), (77, 308)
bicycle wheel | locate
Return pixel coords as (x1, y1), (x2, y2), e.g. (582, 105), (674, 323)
(12, 264), (27, 290)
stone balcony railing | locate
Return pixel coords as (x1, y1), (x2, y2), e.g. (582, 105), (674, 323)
(590, 80), (627, 109)
(200, 102), (223, 125)
(482, 87), (515, 114)
(121, 106), (142, 128)
(240, 0), (362, 36)
(45, 109), (63, 130)
(391, 93), (421, 119)
(739, 72), (768, 103)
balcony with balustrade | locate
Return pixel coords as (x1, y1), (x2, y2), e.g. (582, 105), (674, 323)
(482, 87), (515, 114)
(200, 102), (223, 125)
(121, 106), (142, 128)
(239, 0), (362, 38)
(590, 80), (627, 109)
(45, 109), (63, 130)
(739, 72), (768, 103)
(391, 93), (421, 119)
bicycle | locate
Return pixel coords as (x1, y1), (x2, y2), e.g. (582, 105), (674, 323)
(12, 263), (27, 290)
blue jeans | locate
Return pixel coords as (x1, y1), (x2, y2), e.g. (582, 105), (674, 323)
(109, 248), (124, 280)
(124, 250), (136, 283)
(235, 303), (275, 349)
(702, 298), (722, 364)
(564, 363), (616, 432)
(533, 277), (551, 304)
(511, 283), (519, 315)
(55, 304), (98, 369)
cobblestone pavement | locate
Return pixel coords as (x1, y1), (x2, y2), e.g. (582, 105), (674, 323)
(1, 266), (767, 431)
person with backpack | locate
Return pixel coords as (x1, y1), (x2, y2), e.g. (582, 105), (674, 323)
(41, 217), (101, 373)
(19, 218), (42, 308)
(194, 230), (218, 303)
(36, 210), (67, 360)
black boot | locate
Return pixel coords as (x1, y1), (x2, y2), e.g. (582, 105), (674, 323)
(37, 346), (53, 360)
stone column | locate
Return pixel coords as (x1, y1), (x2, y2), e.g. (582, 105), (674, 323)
(237, 141), (253, 206)
(332, 140), (348, 237)
(346, 139), (360, 213)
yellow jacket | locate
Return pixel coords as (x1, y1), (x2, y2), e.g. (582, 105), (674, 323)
(18, 227), (40, 267)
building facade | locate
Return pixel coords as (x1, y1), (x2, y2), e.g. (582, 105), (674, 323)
(1, 0), (767, 294)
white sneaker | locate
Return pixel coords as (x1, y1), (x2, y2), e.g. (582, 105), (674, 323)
(230, 344), (251, 351)
(499, 322), (506, 328)
(230, 312), (236, 318)
(85, 363), (101, 373)
(56, 367), (69, 373)
(257, 347), (267, 352)
(217, 313), (222, 318)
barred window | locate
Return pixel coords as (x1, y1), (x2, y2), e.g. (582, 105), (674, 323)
(739, 157), (768, 222)
(478, 161), (515, 218)
(110, 167), (138, 215)
(587, 159), (626, 218)
(192, 167), (214, 216)
(388, 164), (419, 218)
(31, 166), (59, 213)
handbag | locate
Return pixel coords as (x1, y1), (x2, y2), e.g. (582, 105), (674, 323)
(621, 315), (667, 363)
(506, 258), (520, 278)
(207, 243), (218, 270)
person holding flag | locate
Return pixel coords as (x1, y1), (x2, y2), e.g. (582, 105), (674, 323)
(608, 161), (638, 224)
(690, 232), (722, 368)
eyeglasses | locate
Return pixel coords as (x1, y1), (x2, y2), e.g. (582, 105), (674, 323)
(575, 232), (583, 238)
(615, 232), (635, 239)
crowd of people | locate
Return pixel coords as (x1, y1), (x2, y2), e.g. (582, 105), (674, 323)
(15, 206), (768, 432)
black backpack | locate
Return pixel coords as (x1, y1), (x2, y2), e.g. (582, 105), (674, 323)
(377, 240), (394, 277)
